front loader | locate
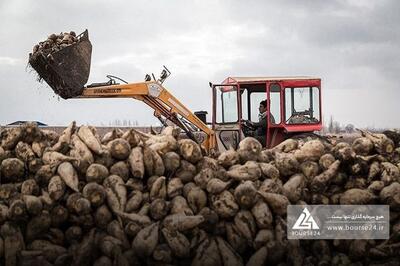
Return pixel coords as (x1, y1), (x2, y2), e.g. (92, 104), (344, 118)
(29, 30), (322, 153)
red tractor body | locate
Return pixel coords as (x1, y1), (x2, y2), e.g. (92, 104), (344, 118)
(211, 77), (322, 149)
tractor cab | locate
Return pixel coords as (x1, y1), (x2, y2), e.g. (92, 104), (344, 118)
(211, 77), (322, 151)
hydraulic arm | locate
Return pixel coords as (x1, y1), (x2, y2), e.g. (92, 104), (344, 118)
(76, 81), (216, 151)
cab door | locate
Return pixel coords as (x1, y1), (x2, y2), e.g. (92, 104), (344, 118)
(212, 84), (241, 151)
(239, 82), (281, 148)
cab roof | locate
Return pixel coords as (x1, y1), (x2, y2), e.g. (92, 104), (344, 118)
(222, 76), (320, 84)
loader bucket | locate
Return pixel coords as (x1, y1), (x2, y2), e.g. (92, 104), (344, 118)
(29, 30), (92, 99)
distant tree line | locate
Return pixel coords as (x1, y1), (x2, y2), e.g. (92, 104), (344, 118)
(321, 116), (394, 134)
(320, 116), (355, 134)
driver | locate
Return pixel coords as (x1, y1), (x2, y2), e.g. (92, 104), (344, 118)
(243, 100), (275, 146)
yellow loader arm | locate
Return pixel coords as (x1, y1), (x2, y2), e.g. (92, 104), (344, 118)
(76, 81), (216, 152)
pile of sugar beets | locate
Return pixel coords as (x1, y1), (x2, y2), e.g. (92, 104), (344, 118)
(30, 32), (79, 58)
(0, 122), (400, 266)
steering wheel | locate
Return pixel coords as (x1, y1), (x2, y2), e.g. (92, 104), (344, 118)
(241, 120), (254, 130)
(240, 120), (255, 137)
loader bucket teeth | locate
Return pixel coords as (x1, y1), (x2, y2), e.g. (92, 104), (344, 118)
(29, 29), (92, 99)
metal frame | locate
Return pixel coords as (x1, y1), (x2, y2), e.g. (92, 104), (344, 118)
(217, 77), (322, 148)
(76, 81), (216, 151)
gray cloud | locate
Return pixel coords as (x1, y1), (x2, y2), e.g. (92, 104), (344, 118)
(0, 0), (399, 128)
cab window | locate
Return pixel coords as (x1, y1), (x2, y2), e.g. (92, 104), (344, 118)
(250, 92), (266, 122)
(216, 86), (238, 123)
(285, 87), (320, 124)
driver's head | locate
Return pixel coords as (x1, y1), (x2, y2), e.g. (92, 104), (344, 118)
(259, 100), (267, 114)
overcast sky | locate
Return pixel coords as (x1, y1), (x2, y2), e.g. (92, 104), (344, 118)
(1, 0), (399, 128)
